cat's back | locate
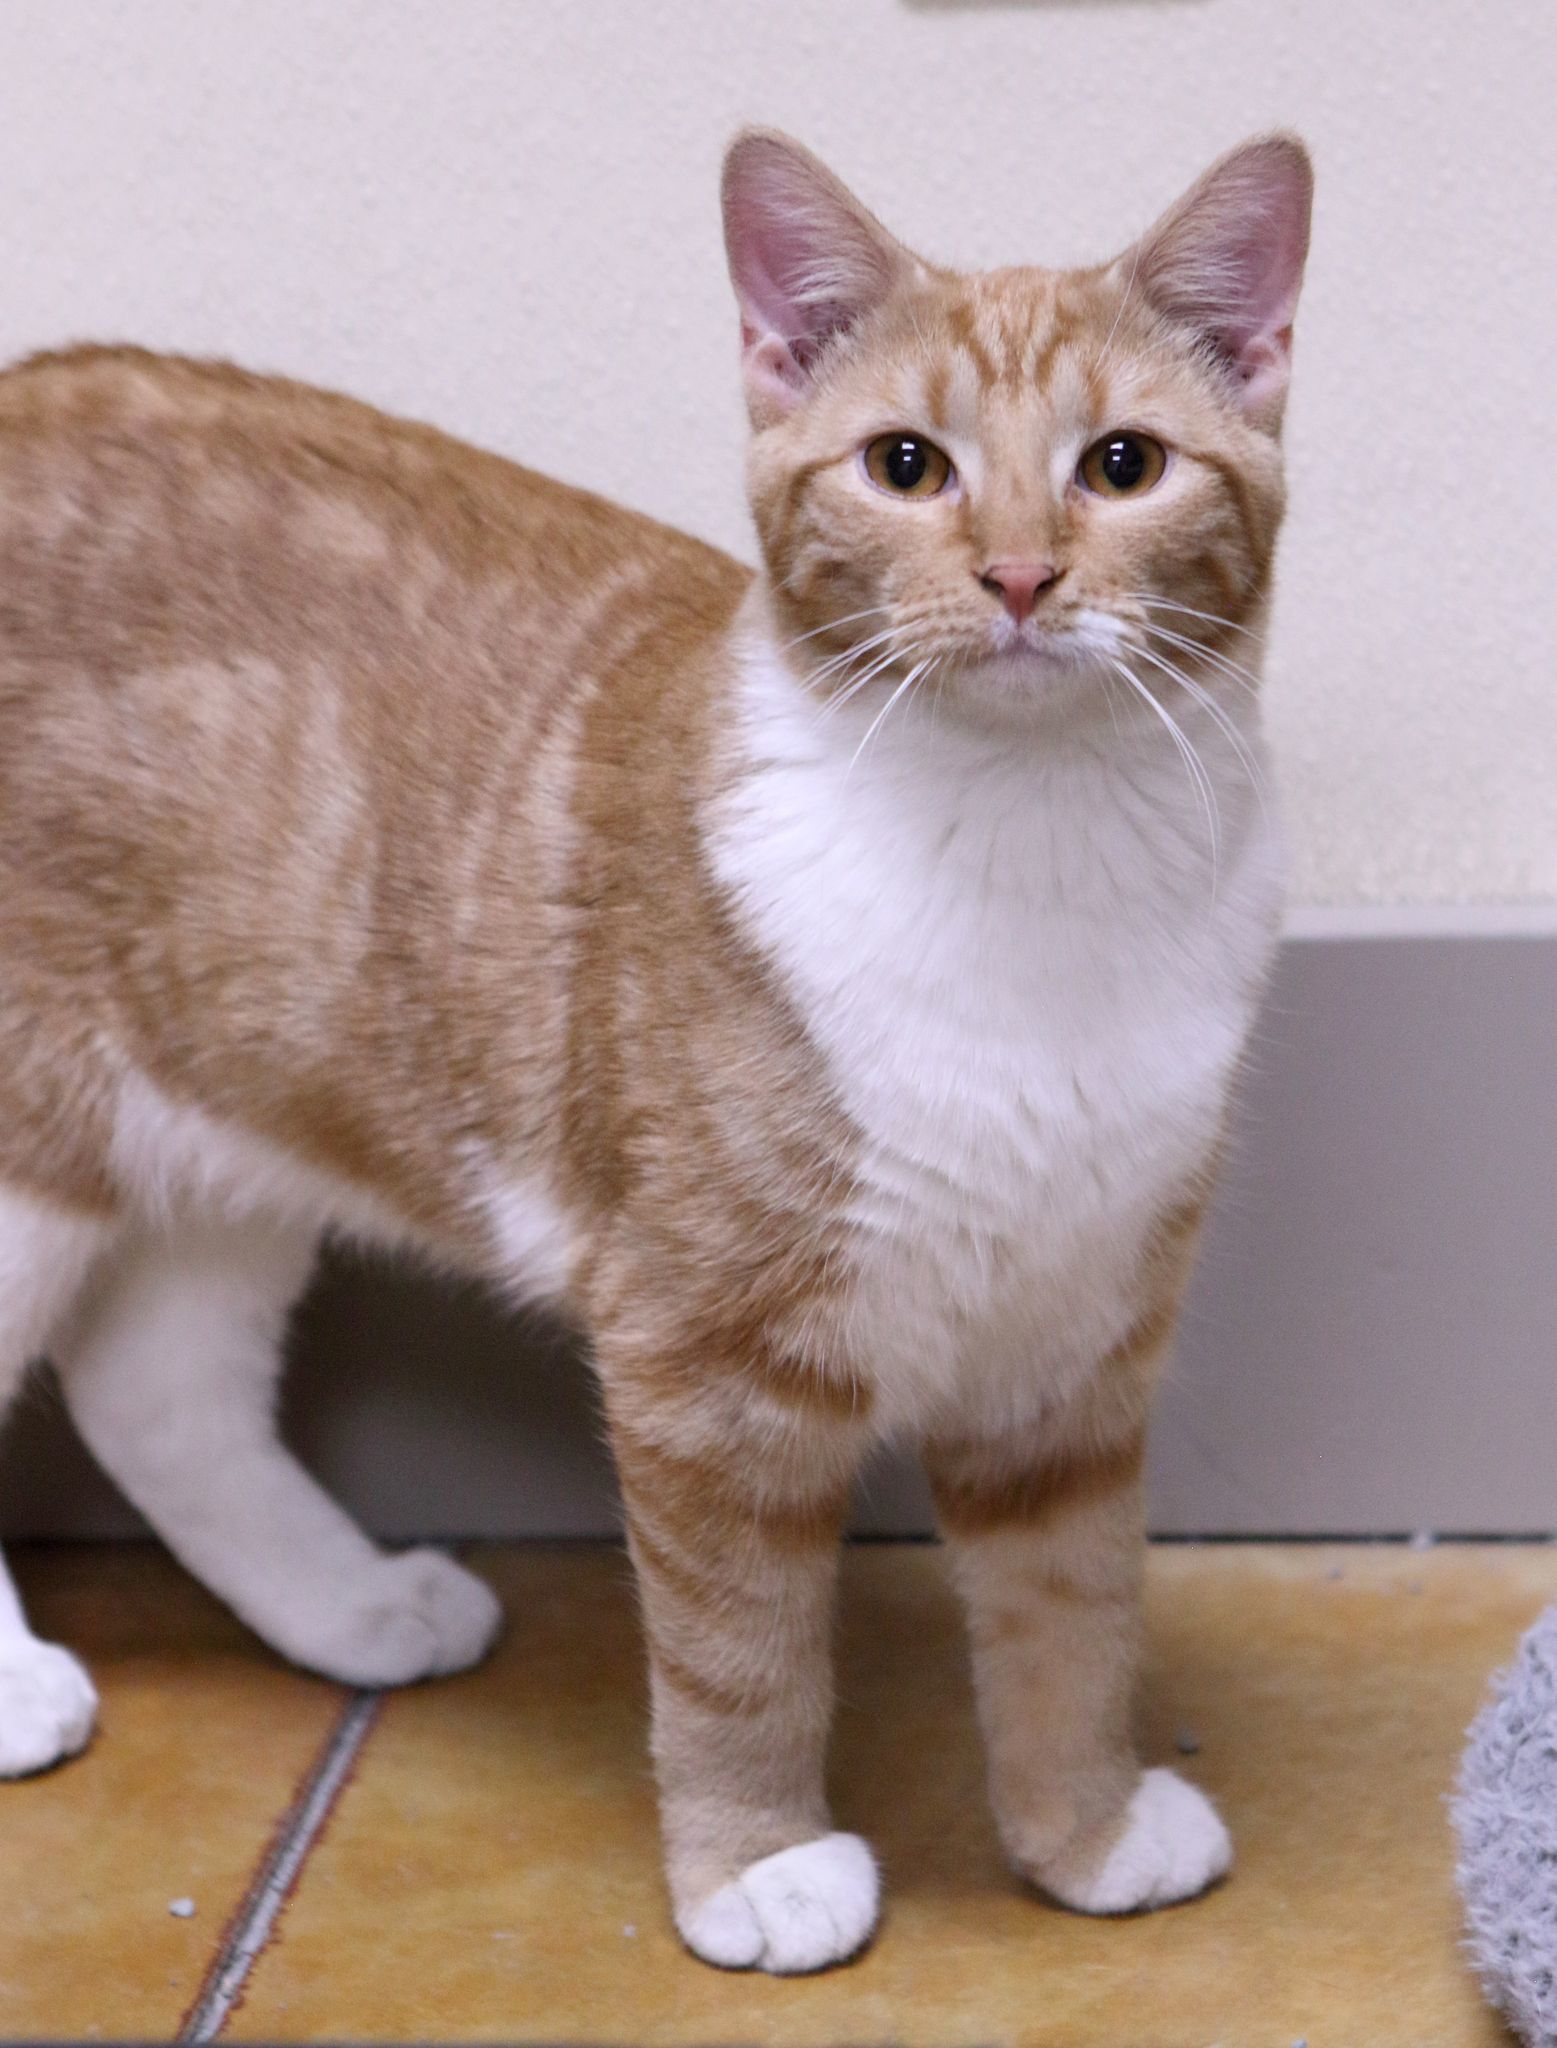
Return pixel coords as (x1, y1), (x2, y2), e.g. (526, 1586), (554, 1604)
(0, 343), (745, 678)
(0, 341), (749, 962)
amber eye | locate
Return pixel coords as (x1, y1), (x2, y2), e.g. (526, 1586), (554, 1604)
(1078, 431), (1168, 498)
(863, 432), (954, 499)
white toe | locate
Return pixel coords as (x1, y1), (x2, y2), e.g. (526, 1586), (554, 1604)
(679, 1881), (765, 1969)
(388, 1549), (504, 1676)
(0, 1641), (98, 1778)
(1052, 1769), (1231, 1915)
(679, 1833), (880, 1975)
(286, 1550), (503, 1687)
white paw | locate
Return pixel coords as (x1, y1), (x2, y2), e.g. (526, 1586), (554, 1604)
(1051, 1768), (1231, 1914)
(0, 1640), (98, 1777)
(679, 1833), (880, 1975)
(291, 1550), (503, 1687)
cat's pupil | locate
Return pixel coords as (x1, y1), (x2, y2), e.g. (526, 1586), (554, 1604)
(885, 438), (927, 489)
(1101, 436), (1146, 490)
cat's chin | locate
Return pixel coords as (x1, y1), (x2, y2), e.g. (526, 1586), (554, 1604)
(935, 643), (1118, 735)
(978, 637), (1101, 681)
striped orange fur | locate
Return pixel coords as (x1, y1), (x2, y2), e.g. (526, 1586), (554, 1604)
(0, 130), (1311, 1969)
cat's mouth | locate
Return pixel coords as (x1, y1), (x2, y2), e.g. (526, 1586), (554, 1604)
(923, 621), (1125, 727)
(978, 623), (1101, 676)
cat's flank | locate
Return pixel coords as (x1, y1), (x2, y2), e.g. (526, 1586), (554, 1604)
(0, 130), (1310, 1971)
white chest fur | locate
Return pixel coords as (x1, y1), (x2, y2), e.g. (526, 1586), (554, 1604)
(708, 638), (1283, 1433)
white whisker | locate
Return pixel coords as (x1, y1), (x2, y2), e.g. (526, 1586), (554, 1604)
(804, 626), (902, 691)
(1130, 643), (1268, 816)
(822, 641), (917, 717)
(1096, 661), (1126, 745)
(1141, 621), (1263, 697)
(924, 656), (949, 738)
(780, 605), (893, 653)
(1123, 593), (1262, 642)
(845, 657), (934, 781)
(1092, 237), (1144, 384)
(1107, 656), (1221, 885)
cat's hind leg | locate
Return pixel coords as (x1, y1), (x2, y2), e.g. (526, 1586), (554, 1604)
(0, 1186), (118, 1775)
(55, 1220), (501, 1687)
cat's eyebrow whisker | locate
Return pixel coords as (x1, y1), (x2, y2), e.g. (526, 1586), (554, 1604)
(1107, 655), (1221, 886)
(1090, 237), (1143, 385)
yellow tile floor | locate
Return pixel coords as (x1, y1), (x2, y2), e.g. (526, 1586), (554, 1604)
(3, 1540), (1542, 2046)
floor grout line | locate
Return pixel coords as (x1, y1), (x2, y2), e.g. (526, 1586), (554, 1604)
(177, 1687), (382, 2043)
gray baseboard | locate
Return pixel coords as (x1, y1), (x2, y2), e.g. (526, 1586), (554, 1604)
(5, 922), (1554, 1541)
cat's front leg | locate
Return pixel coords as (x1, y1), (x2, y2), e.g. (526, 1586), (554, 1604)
(925, 1407), (1230, 1915)
(601, 1353), (876, 1975)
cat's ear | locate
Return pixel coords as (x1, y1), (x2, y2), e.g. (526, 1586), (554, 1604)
(1124, 134), (1313, 426)
(722, 130), (914, 427)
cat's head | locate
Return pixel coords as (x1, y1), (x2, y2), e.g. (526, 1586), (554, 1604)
(722, 131), (1311, 733)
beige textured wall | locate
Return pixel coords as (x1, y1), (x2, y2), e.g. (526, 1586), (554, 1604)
(7, 0), (1554, 904)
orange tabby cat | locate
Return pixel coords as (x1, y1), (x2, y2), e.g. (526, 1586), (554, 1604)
(0, 129), (1310, 1970)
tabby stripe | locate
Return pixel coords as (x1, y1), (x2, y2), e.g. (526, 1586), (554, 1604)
(929, 1432), (1145, 1539)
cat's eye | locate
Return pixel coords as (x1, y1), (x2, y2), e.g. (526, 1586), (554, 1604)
(862, 433), (954, 499)
(1078, 432), (1168, 499)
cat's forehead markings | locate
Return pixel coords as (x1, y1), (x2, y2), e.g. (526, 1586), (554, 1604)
(921, 355), (951, 435)
(925, 344), (984, 439)
(936, 290), (1001, 389)
(863, 352), (950, 435)
(930, 273), (1080, 400)
(1043, 349), (1097, 435)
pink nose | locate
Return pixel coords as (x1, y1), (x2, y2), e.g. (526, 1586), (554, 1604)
(979, 560), (1060, 624)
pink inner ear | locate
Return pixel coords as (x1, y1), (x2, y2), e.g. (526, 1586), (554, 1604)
(744, 328), (810, 403)
(1218, 192), (1309, 364)
(722, 135), (903, 396)
(1137, 138), (1313, 399)
(727, 197), (836, 353)
(727, 205), (805, 347)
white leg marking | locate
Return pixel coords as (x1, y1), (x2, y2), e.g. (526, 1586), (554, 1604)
(679, 1833), (880, 1974)
(56, 1223), (501, 1686)
(1049, 1767), (1232, 1914)
(0, 1187), (117, 1775)
(0, 1641), (98, 1778)
(306, 1544), (503, 1688)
